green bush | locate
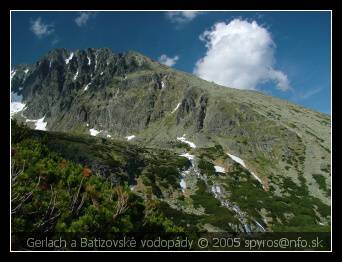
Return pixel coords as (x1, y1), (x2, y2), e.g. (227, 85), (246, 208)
(312, 174), (328, 192)
(11, 121), (187, 244)
(198, 159), (216, 176)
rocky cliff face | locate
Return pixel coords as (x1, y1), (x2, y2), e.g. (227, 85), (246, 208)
(11, 48), (331, 232)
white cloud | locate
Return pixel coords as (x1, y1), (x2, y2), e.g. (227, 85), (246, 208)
(194, 19), (290, 91)
(30, 17), (54, 38)
(75, 12), (97, 27)
(267, 69), (291, 91)
(166, 11), (202, 24)
(158, 54), (179, 67)
(297, 87), (323, 100)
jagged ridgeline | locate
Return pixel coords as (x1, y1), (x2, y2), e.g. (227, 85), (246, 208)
(11, 48), (331, 234)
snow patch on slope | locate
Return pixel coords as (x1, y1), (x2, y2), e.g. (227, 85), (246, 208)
(83, 82), (91, 91)
(214, 165), (225, 173)
(95, 55), (98, 70)
(171, 103), (181, 114)
(180, 179), (186, 192)
(254, 220), (266, 231)
(11, 69), (16, 80)
(11, 92), (26, 117)
(177, 134), (196, 148)
(65, 53), (74, 64)
(249, 171), (263, 184)
(73, 70), (79, 81)
(227, 153), (263, 185)
(126, 135), (136, 141)
(26, 117), (47, 131)
(178, 151), (197, 192)
(89, 128), (100, 136)
(211, 185), (221, 198)
(227, 153), (247, 168)
(179, 152), (195, 161)
(35, 117), (47, 131)
(179, 167), (189, 193)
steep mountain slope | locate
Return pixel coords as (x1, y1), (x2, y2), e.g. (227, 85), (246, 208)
(11, 48), (331, 233)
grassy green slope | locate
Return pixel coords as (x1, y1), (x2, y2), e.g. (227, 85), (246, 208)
(11, 120), (330, 236)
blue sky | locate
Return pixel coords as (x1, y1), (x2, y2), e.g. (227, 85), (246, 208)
(11, 11), (331, 114)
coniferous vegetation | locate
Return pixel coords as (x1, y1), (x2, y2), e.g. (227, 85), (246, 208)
(11, 120), (187, 246)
